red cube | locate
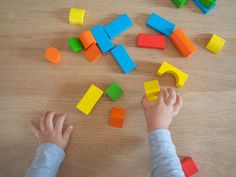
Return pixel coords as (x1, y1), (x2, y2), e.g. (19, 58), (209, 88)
(181, 157), (199, 177)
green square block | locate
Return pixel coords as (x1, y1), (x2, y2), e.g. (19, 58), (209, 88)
(105, 82), (123, 101)
(171, 0), (189, 8)
(199, 0), (216, 9)
(67, 38), (84, 53)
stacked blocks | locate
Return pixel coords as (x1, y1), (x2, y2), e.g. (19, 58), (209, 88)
(105, 82), (123, 101)
(193, 0), (216, 14)
(171, 0), (189, 8)
(199, 0), (216, 8)
(206, 34), (225, 54)
(79, 31), (96, 49)
(181, 157), (199, 177)
(157, 61), (188, 88)
(146, 12), (175, 37)
(111, 44), (137, 74)
(104, 13), (133, 39)
(170, 28), (196, 57)
(76, 84), (103, 115)
(91, 25), (114, 54)
(144, 80), (160, 101)
(67, 38), (84, 53)
(137, 34), (165, 49)
(69, 8), (85, 25)
(84, 43), (102, 62)
(109, 107), (126, 128)
(45, 47), (62, 64)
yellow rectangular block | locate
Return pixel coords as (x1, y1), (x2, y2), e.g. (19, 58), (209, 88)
(144, 80), (160, 101)
(69, 8), (85, 25)
(206, 34), (225, 54)
(76, 84), (103, 115)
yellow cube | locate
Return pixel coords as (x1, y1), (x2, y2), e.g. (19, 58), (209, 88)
(69, 8), (85, 25)
(144, 80), (160, 101)
(206, 34), (225, 54)
(76, 84), (103, 115)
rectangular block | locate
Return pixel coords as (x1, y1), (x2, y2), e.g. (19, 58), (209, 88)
(84, 43), (102, 62)
(91, 24), (115, 54)
(193, 0), (216, 14)
(109, 107), (126, 128)
(105, 82), (123, 101)
(170, 28), (196, 57)
(110, 44), (137, 74)
(181, 157), (199, 177)
(104, 13), (133, 39)
(144, 80), (160, 101)
(76, 84), (103, 115)
(171, 0), (189, 8)
(67, 38), (84, 53)
(199, 0), (216, 8)
(206, 34), (225, 54)
(137, 34), (165, 49)
(146, 12), (175, 37)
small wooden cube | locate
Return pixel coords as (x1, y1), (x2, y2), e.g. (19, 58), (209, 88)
(206, 34), (225, 54)
(109, 107), (126, 128)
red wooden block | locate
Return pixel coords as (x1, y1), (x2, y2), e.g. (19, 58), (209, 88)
(181, 157), (199, 177)
(137, 33), (165, 49)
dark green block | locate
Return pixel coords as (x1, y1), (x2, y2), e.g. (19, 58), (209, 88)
(171, 0), (189, 8)
(105, 82), (123, 101)
(199, 0), (216, 9)
(67, 38), (84, 53)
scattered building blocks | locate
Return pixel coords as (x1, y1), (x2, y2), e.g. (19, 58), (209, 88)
(144, 80), (160, 101)
(69, 8), (85, 25)
(109, 107), (126, 128)
(171, 0), (189, 8)
(205, 34), (225, 54)
(170, 28), (196, 57)
(199, 0), (216, 9)
(84, 43), (102, 62)
(193, 0), (216, 14)
(91, 24), (115, 54)
(181, 157), (199, 177)
(79, 31), (96, 49)
(67, 38), (84, 53)
(76, 84), (103, 115)
(105, 82), (123, 101)
(146, 12), (175, 37)
(104, 13), (133, 39)
(137, 34), (165, 49)
(44, 47), (61, 64)
(157, 61), (188, 88)
(110, 44), (137, 74)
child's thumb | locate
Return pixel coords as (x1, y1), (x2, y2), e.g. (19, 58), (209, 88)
(141, 95), (150, 110)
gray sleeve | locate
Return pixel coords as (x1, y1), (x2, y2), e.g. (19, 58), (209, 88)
(148, 129), (185, 177)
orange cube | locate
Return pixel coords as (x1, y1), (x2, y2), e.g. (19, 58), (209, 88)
(109, 107), (126, 128)
(84, 43), (102, 62)
(79, 31), (96, 49)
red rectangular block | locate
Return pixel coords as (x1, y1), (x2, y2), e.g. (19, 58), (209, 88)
(137, 33), (165, 49)
(181, 157), (199, 177)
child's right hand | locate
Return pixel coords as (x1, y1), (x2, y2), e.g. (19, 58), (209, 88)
(28, 111), (74, 149)
(141, 88), (183, 132)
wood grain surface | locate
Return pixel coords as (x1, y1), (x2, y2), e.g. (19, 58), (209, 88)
(0, 0), (236, 177)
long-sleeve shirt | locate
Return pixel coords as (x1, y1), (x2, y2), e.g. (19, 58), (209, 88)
(25, 129), (185, 177)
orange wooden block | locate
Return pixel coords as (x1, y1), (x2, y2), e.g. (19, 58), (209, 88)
(84, 43), (102, 62)
(170, 28), (196, 58)
(109, 107), (126, 128)
(79, 31), (96, 49)
(44, 47), (61, 64)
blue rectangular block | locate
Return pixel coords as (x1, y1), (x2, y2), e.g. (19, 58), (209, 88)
(104, 13), (133, 39)
(91, 25), (114, 54)
(193, 0), (216, 14)
(146, 12), (175, 37)
(111, 44), (136, 74)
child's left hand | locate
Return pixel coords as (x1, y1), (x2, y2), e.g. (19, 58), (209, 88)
(28, 111), (74, 149)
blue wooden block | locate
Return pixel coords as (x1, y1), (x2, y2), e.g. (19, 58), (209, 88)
(193, 0), (216, 14)
(104, 13), (133, 39)
(146, 13), (175, 37)
(91, 25), (114, 54)
(111, 44), (136, 74)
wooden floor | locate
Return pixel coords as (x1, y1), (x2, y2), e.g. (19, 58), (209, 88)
(0, 0), (236, 176)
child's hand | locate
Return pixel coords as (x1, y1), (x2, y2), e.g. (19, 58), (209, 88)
(28, 111), (74, 149)
(141, 88), (183, 132)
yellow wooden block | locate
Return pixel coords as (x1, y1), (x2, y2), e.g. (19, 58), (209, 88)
(76, 84), (103, 115)
(206, 34), (225, 54)
(157, 61), (188, 88)
(69, 8), (85, 25)
(144, 80), (160, 101)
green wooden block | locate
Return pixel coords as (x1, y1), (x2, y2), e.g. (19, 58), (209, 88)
(67, 38), (84, 53)
(199, 0), (216, 9)
(171, 0), (189, 8)
(105, 82), (123, 101)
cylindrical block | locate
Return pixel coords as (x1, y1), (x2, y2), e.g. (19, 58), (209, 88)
(79, 31), (96, 49)
(69, 8), (85, 25)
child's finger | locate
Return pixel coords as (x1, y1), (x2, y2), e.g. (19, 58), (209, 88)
(28, 121), (40, 138)
(40, 111), (47, 131)
(55, 114), (67, 133)
(166, 88), (177, 105)
(45, 111), (55, 130)
(173, 95), (183, 111)
(156, 90), (165, 104)
(63, 125), (74, 143)
(141, 95), (150, 110)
